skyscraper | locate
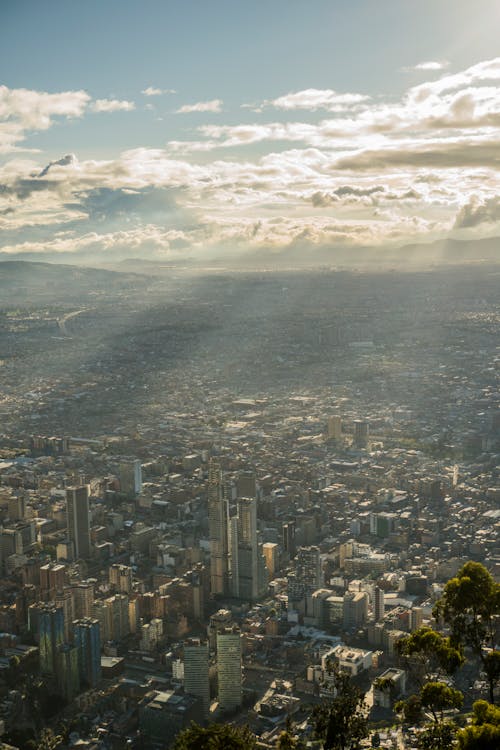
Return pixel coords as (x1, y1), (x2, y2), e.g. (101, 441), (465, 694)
(56, 643), (80, 701)
(373, 585), (385, 623)
(66, 485), (91, 559)
(208, 459), (230, 597)
(233, 497), (267, 601)
(217, 626), (242, 712)
(74, 617), (101, 688)
(30, 603), (65, 675)
(183, 638), (210, 719)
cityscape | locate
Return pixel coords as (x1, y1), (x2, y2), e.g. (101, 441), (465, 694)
(0, 2), (499, 750)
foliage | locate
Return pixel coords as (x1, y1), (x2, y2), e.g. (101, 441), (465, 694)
(172, 722), (257, 750)
(419, 681), (463, 722)
(36, 728), (63, 750)
(456, 700), (500, 750)
(416, 720), (457, 750)
(433, 562), (500, 703)
(397, 627), (464, 687)
(313, 666), (368, 750)
(395, 693), (422, 724)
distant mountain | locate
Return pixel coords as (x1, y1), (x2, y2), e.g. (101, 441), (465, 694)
(0, 259), (148, 307)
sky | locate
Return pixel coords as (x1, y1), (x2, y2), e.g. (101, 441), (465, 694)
(1, 0), (500, 264)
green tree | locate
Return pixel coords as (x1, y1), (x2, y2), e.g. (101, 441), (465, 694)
(36, 728), (63, 750)
(419, 681), (463, 723)
(397, 627), (464, 687)
(433, 562), (500, 703)
(457, 700), (500, 750)
(313, 666), (368, 750)
(172, 722), (257, 750)
(416, 720), (457, 750)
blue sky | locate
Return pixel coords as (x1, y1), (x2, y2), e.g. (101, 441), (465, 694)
(1, 0), (499, 262)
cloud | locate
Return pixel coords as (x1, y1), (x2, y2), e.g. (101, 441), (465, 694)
(263, 88), (369, 111)
(176, 99), (223, 113)
(454, 196), (500, 228)
(142, 86), (176, 96)
(91, 98), (135, 113)
(0, 85), (90, 153)
(403, 60), (450, 72)
(37, 153), (77, 178)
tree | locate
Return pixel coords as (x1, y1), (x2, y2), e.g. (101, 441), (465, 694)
(419, 681), (463, 723)
(457, 700), (500, 750)
(313, 667), (368, 750)
(397, 626), (464, 687)
(416, 721), (457, 750)
(172, 722), (257, 750)
(433, 562), (500, 703)
(36, 728), (63, 750)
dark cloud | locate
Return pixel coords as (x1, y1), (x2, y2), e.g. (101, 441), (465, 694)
(0, 178), (58, 200)
(454, 196), (500, 228)
(37, 153), (76, 177)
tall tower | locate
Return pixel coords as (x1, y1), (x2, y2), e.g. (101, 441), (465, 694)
(208, 460), (229, 597)
(31, 603), (65, 675)
(66, 485), (91, 559)
(373, 586), (385, 623)
(74, 617), (101, 688)
(183, 638), (210, 719)
(217, 626), (242, 713)
(236, 497), (259, 601)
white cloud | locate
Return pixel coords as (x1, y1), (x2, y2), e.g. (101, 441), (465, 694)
(91, 98), (135, 113)
(142, 86), (176, 96)
(406, 60), (450, 72)
(263, 88), (369, 111)
(176, 99), (223, 113)
(0, 85), (90, 152)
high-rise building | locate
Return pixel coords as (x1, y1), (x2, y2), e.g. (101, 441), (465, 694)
(327, 415), (342, 440)
(409, 607), (423, 632)
(236, 497), (259, 601)
(183, 638), (210, 719)
(56, 643), (80, 701)
(343, 591), (368, 630)
(296, 546), (322, 596)
(55, 589), (75, 641)
(109, 563), (133, 593)
(282, 521), (296, 559)
(40, 562), (66, 600)
(353, 420), (369, 449)
(373, 586), (385, 623)
(66, 485), (91, 559)
(29, 603), (64, 675)
(208, 460), (230, 597)
(119, 459), (142, 498)
(72, 581), (95, 619)
(217, 626), (242, 712)
(74, 617), (101, 688)
(262, 542), (279, 579)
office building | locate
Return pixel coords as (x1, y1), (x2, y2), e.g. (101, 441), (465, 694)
(74, 617), (101, 688)
(40, 562), (66, 600)
(109, 563), (133, 593)
(373, 585), (385, 623)
(119, 459), (142, 498)
(208, 459), (230, 596)
(217, 626), (242, 712)
(327, 415), (342, 440)
(282, 521), (296, 559)
(29, 603), (64, 675)
(56, 643), (80, 701)
(66, 485), (91, 559)
(353, 420), (369, 449)
(183, 638), (210, 719)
